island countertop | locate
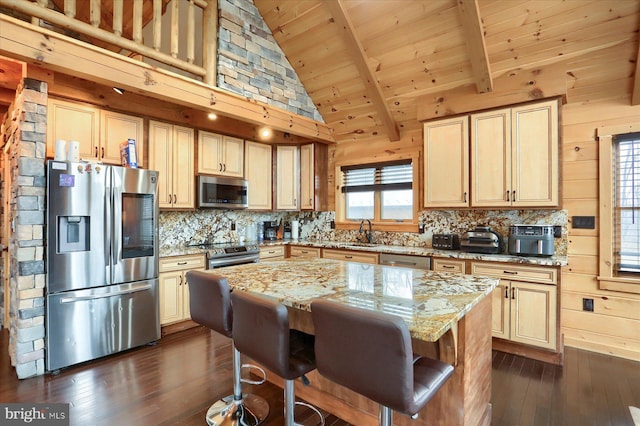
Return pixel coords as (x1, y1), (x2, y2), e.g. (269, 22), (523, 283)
(209, 258), (499, 342)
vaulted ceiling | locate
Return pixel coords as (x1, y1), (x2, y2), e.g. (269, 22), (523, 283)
(254, 0), (640, 144)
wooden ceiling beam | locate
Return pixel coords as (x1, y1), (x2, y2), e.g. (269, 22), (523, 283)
(457, 0), (493, 93)
(325, 0), (400, 142)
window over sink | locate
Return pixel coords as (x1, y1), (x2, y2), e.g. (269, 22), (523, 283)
(335, 154), (419, 232)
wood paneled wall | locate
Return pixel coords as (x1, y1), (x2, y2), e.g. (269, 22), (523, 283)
(328, 41), (640, 362)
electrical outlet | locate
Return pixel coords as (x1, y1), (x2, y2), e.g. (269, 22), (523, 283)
(582, 298), (594, 312)
(418, 223), (425, 234)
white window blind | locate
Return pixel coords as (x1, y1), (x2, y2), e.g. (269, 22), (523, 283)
(341, 161), (413, 193)
(615, 134), (640, 273)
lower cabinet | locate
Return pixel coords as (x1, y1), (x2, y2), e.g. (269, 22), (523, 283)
(260, 245), (286, 261)
(159, 254), (206, 325)
(322, 248), (379, 264)
(432, 258), (466, 274)
(289, 245), (321, 258)
(472, 262), (558, 350)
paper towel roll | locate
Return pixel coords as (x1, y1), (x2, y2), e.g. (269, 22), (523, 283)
(291, 220), (299, 240)
(54, 139), (67, 161)
(67, 140), (80, 162)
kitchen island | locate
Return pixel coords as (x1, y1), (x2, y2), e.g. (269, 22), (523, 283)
(211, 258), (499, 426)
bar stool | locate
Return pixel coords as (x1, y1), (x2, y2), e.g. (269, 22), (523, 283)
(231, 290), (323, 426)
(186, 271), (269, 426)
(311, 299), (455, 426)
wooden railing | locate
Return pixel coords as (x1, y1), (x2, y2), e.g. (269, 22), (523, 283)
(0, 0), (217, 85)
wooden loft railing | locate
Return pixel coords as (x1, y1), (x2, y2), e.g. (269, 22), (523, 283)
(0, 0), (217, 85)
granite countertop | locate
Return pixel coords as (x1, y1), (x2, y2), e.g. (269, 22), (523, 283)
(160, 239), (568, 267)
(209, 258), (499, 342)
(260, 239), (568, 266)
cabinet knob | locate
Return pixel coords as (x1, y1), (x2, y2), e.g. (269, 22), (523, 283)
(173, 194), (177, 204)
(506, 191), (510, 202)
(463, 192), (467, 203)
(504, 287), (509, 299)
(512, 190), (516, 201)
(95, 147), (98, 157)
(168, 193), (172, 203)
(101, 147), (104, 158)
(219, 163), (223, 172)
(223, 163), (226, 172)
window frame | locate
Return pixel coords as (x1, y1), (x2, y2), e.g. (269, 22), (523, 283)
(334, 152), (420, 232)
(597, 124), (640, 294)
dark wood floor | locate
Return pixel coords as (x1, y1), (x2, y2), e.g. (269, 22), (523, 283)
(1, 327), (639, 426)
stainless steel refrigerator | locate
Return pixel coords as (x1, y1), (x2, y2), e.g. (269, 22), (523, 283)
(45, 160), (160, 371)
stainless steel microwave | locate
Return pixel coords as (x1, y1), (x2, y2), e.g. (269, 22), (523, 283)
(198, 175), (248, 209)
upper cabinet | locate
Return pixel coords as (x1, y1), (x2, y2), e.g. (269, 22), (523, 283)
(471, 100), (558, 207)
(197, 131), (244, 178)
(47, 98), (144, 166)
(245, 141), (272, 210)
(423, 116), (470, 208)
(423, 99), (559, 209)
(300, 143), (328, 211)
(276, 145), (299, 210)
(149, 120), (195, 209)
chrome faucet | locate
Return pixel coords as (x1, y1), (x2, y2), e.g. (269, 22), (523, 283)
(358, 219), (373, 244)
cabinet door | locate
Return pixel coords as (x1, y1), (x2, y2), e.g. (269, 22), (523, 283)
(172, 126), (195, 209)
(100, 110), (144, 167)
(47, 98), (99, 160)
(159, 271), (184, 325)
(149, 120), (174, 208)
(510, 281), (557, 350)
(423, 117), (469, 207)
(197, 130), (223, 175)
(276, 145), (299, 210)
(300, 144), (314, 210)
(471, 108), (511, 207)
(322, 249), (378, 264)
(222, 136), (244, 178)
(244, 141), (272, 210)
(182, 267), (205, 320)
(491, 282), (510, 340)
(511, 100), (559, 207)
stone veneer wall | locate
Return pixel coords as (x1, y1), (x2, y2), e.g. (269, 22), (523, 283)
(217, 0), (323, 121)
(2, 79), (48, 378)
(160, 209), (568, 256)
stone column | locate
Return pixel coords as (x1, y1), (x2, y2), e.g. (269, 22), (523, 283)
(5, 78), (47, 378)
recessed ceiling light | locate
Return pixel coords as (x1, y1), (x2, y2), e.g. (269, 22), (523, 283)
(112, 87), (125, 95)
(207, 112), (217, 120)
(260, 127), (272, 139)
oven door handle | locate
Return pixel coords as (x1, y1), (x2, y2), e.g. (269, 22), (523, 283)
(208, 254), (260, 268)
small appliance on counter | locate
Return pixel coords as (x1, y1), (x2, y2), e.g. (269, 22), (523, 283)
(460, 226), (504, 254)
(263, 221), (279, 240)
(432, 234), (460, 250)
(508, 224), (555, 256)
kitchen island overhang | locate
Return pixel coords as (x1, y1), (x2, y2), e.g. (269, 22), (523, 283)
(208, 258), (499, 426)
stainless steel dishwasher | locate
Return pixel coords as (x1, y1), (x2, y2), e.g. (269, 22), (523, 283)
(379, 253), (431, 270)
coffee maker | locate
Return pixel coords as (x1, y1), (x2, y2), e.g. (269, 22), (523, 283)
(263, 221), (279, 240)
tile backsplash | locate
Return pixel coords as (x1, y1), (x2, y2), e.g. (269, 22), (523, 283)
(160, 208), (568, 256)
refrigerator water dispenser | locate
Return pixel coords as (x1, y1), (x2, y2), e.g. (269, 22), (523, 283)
(58, 216), (89, 252)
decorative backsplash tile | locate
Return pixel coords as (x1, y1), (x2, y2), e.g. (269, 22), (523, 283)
(160, 209), (567, 256)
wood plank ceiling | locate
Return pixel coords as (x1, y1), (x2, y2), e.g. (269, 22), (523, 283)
(254, 0), (640, 144)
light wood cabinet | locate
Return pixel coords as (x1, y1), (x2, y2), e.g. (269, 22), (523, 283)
(149, 120), (195, 209)
(100, 110), (144, 167)
(198, 131), (244, 177)
(471, 261), (558, 350)
(260, 245), (286, 261)
(158, 255), (206, 325)
(47, 98), (99, 161)
(423, 116), (469, 208)
(322, 248), (379, 264)
(290, 246), (321, 258)
(245, 141), (273, 210)
(471, 100), (558, 207)
(276, 145), (300, 210)
(47, 99), (144, 166)
(299, 143), (328, 211)
(432, 258), (466, 274)
(300, 144), (314, 210)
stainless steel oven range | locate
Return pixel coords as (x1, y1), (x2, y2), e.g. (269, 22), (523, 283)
(202, 243), (261, 269)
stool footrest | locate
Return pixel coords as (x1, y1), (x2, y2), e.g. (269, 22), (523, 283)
(241, 363), (267, 385)
(294, 401), (325, 426)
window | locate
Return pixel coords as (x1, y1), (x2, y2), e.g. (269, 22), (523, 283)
(341, 160), (414, 223)
(597, 124), (640, 294)
(614, 134), (640, 273)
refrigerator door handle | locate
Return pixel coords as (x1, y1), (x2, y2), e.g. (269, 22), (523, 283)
(59, 283), (153, 304)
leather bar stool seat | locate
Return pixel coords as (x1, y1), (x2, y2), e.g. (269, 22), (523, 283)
(311, 299), (455, 426)
(186, 271), (269, 426)
(231, 291), (321, 426)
